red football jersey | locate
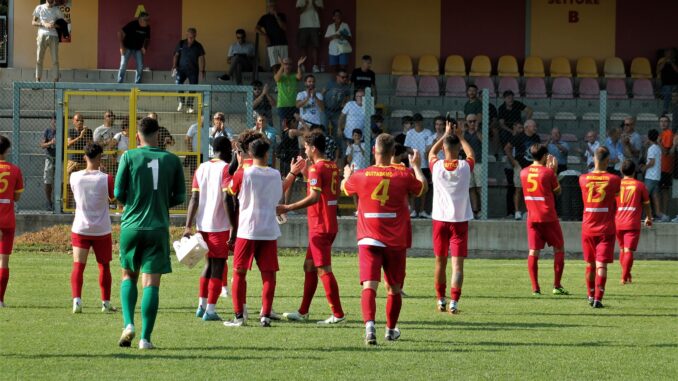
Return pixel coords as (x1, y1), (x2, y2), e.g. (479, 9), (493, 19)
(0, 161), (24, 229)
(615, 178), (650, 231)
(579, 171), (621, 236)
(307, 159), (339, 234)
(343, 164), (424, 249)
(520, 164), (560, 222)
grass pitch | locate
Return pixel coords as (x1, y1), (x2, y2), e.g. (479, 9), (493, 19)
(1, 250), (677, 380)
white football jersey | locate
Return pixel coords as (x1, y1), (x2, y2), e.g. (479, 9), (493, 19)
(192, 159), (232, 232)
(70, 170), (113, 236)
(230, 166), (283, 240)
(431, 158), (475, 222)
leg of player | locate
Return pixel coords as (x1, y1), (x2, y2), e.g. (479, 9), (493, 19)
(449, 257), (464, 314)
(361, 281), (379, 345)
(528, 250), (541, 295)
(584, 262), (595, 306)
(119, 270), (139, 347)
(0, 254), (10, 308)
(260, 270), (276, 327)
(70, 246), (89, 314)
(620, 248), (634, 284)
(552, 247), (568, 295)
(316, 265), (345, 324)
(203, 258), (225, 321)
(220, 259), (230, 298)
(593, 262), (607, 308)
(434, 256), (448, 311)
(625, 249), (634, 284)
(197, 259), (210, 318)
(284, 258), (316, 322)
(224, 268), (248, 327)
(384, 281), (402, 342)
(93, 235), (115, 313)
(139, 273), (161, 349)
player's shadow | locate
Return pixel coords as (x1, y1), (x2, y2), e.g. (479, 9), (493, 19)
(508, 312), (678, 318)
(397, 320), (596, 330)
(179, 345), (501, 353)
(1, 352), (322, 361)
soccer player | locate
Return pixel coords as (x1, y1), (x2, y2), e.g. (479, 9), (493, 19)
(115, 117), (186, 349)
(184, 136), (235, 321)
(224, 137), (304, 327)
(342, 133), (427, 345)
(0, 136), (24, 308)
(579, 147), (621, 308)
(520, 143), (568, 296)
(69, 142), (117, 314)
(278, 130), (345, 324)
(615, 159), (652, 284)
(428, 120), (475, 314)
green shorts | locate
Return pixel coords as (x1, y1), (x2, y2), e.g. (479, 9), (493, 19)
(119, 229), (172, 274)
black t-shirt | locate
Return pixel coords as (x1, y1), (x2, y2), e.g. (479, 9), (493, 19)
(175, 40), (206, 73)
(257, 13), (288, 46)
(511, 132), (541, 168)
(498, 101), (527, 127)
(122, 20), (150, 50)
(277, 128), (298, 160)
(661, 61), (678, 86)
(351, 68), (376, 92)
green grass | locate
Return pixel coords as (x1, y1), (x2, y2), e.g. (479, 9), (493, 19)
(1, 250), (677, 380)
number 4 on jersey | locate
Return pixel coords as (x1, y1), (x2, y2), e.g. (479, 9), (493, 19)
(370, 179), (390, 206)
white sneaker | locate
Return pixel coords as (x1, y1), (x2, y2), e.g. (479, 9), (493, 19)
(317, 315), (346, 325)
(365, 323), (377, 345)
(420, 211), (432, 219)
(410, 210), (418, 218)
(118, 324), (135, 347)
(514, 211), (522, 220)
(220, 287), (230, 298)
(659, 214), (670, 223)
(449, 300), (459, 314)
(436, 298), (447, 312)
(223, 317), (246, 327)
(385, 327), (401, 341)
(312, 65), (320, 73)
(72, 300), (82, 314)
(283, 311), (309, 321)
(138, 339), (155, 350)
(672, 216), (678, 223)
(101, 302), (117, 313)
(177, 102), (184, 112)
(260, 316), (272, 327)
(0, 301), (5, 308)
(268, 310), (282, 321)
(186, 107), (195, 114)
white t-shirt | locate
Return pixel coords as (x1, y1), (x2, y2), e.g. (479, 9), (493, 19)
(231, 166), (283, 240)
(296, 91), (324, 125)
(33, 4), (64, 37)
(646, 144), (662, 181)
(296, 0), (323, 28)
(342, 101), (365, 139)
(346, 142), (369, 169)
(187, 123), (199, 152)
(193, 159), (231, 232)
(430, 158), (475, 222)
(93, 125), (117, 144)
(325, 22), (351, 56)
(404, 129), (434, 168)
(427, 133), (445, 160)
(585, 141), (600, 170)
(113, 132), (129, 162)
(70, 170), (113, 236)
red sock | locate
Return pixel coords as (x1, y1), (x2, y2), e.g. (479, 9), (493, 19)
(553, 251), (565, 288)
(585, 266), (595, 297)
(0, 268), (9, 302)
(451, 287), (462, 302)
(207, 277), (222, 304)
(298, 271), (318, 315)
(70, 262), (86, 298)
(261, 271), (276, 317)
(231, 271), (246, 316)
(385, 293), (402, 329)
(620, 252), (628, 281)
(361, 288), (377, 323)
(222, 262), (229, 286)
(528, 255), (540, 292)
(320, 272), (344, 317)
(97, 262), (112, 301)
(626, 252), (634, 281)
(435, 282), (446, 299)
(595, 274), (607, 301)
(198, 276), (209, 298)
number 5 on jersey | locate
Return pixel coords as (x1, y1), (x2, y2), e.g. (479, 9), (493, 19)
(371, 179), (390, 206)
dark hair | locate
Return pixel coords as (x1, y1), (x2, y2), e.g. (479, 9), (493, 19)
(412, 113), (423, 122)
(351, 128), (363, 136)
(371, 114), (384, 123)
(434, 115), (446, 124)
(443, 135), (460, 150)
(595, 146), (610, 162)
(139, 12), (149, 18)
(336, 68), (347, 76)
(213, 136), (233, 162)
(236, 29), (246, 36)
(333, 9), (342, 15)
(84, 142), (103, 159)
(304, 74), (315, 81)
(621, 159), (636, 176)
(401, 116), (413, 124)
(238, 130), (263, 153)
(249, 137), (270, 159)
(362, 55), (372, 62)
(503, 90), (515, 98)
(394, 142), (406, 157)
(0, 135), (11, 155)
(647, 129), (659, 142)
(251, 80), (263, 88)
(304, 130), (326, 153)
(530, 143), (549, 162)
(467, 84), (478, 91)
(139, 117), (159, 136)
(187, 27), (197, 35)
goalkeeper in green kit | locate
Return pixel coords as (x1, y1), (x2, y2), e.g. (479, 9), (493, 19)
(114, 117), (186, 349)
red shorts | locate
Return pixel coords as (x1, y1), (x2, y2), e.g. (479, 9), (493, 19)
(199, 231), (230, 259)
(358, 245), (406, 286)
(233, 238), (278, 272)
(432, 220), (469, 258)
(71, 233), (113, 263)
(306, 232), (336, 267)
(582, 234), (615, 264)
(527, 220), (564, 250)
(616, 229), (640, 252)
(0, 228), (15, 255)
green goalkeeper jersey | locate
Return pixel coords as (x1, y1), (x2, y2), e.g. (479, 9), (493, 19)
(115, 146), (186, 230)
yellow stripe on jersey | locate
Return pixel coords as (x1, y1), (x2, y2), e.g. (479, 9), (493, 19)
(310, 186), (322, 192)
(191, 188), (200, 192)
(15, 188), (25, 193)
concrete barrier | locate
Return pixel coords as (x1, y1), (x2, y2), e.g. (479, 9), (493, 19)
(15, 214), (678, 259)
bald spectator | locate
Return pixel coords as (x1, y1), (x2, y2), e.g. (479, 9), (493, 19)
(547, 127), (569, 173)
(296, 0), (323, 73)
(256, 1), (288, 71)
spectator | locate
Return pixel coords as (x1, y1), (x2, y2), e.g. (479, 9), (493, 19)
(252, 80), (276, 122)
(345, 128), (368, 170)
(309, 124), (337, 161)
(351, 55), (377, 99)
(604, 127), (623, 175)
(324, 9), (351, 73)
(94, 110), (119, 173)
(642, 129), (667, 221)
(117, 12), (150, 84)
(621, 116), (642, 164)
(323, 69), (351, 142)
(173, 27), (206, 114)
(464, 85), (498, 122)
(658, 48), (678, 114)
(498, 90), (532, 150)
(146, 112), (175, 150)
(296, 74), (325, 128)
(256, 1), (288, 71)
(277, 115), (303, 177)
(583, 130), (600, 172)
(404, 113), (433, 218)
(67, 113), (93, 175)
(296, 0), (323, 72)
(208, 112), (235, 144)
(184, 115), (203, 176)
(658, 115), (674, 221)
(503, 122), (523, 217)
(339, 89), (365, 155)
(253, 113), (279, 167)
(426, 116), (446, 161)
(370, 114), (385, 146)
(462, 114), (483, 217)
(394, 115), (413, 146)
(504, 119), (541, 220)
(218, 29), (255, 85)
(546, 127), (569, 173)
(274, 56), (305, 122)
(32, 0), (65, 82)
(40, 114), (57, 210)
(112, 119), (129, 162)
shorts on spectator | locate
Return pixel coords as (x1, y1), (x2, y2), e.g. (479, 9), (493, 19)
(329, 54), (349, 66)
(582, 233), (615, 264)
(513, 164), (522, 187)
(200, 231), (230, 259)
(432, 220), (469, 258)
(358, 245), (406, 286)
(71, 233), (113, 263)
(469, 164), (486, 188)
(233, 238), (279, 272)
(298, 28), (320, 48)
(267, 45), (289, 67)
(645, 179), (660, 195)
(0, 228), (16, 255)
(44, 156), (55, 185)
(616, 229), (640, 252)
(527, 220), (564, 250)
(660, 172), (672, 189)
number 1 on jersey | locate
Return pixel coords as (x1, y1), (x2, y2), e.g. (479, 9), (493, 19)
(147, 159), (159, 190)
(370, 179), (390, 206)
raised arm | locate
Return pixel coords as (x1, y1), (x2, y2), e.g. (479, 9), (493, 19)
(409, 149), (428, 197)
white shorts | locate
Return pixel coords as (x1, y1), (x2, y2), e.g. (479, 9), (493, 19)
(267, 45), (289, 67)
(44, 156), (55, 185)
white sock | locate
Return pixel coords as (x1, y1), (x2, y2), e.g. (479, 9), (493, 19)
(199, 297), (207, 309)
(206, 303), (216, 314)
(366, 320), (375, 329)
(102, 300), (110, 306)
(73, 297), (82, 305)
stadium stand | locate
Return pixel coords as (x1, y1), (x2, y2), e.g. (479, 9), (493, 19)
(550, 57), (572, 78)
(630, 57), (653, 79)
(578, 78), (600, 99)
(498, 77), (520, 96)
(603, 57), (626, 78)
(632, 79), (655, 99)
(525, 77), (548, 98)
(469, 55), (492, 77)
(606, 79), (628, 99)
(523, 56), (545, 77)
(576, 57), (599, 78)
(444, 55), (466, 77)
(391, 54), (414, 76)
(552, 77), (574, 99)
(395, 75), (418, 97)
(473, 76), (496, 97)
(497, 55), (520, 77)
(418, 76), (440, 96)
(418, 55), (440, 76)
(444, 76), (467, 97)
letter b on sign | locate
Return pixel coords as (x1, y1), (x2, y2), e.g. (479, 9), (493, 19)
(569, 10), (579, 23)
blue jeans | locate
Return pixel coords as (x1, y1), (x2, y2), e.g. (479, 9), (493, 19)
(176, 70), (199, 107)
(661, 85), (676, 113)
(117, 49), (144, 84)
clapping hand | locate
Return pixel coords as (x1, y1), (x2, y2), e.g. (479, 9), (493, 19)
(546, 154), (558, 171)
(298, 56), (307, 66)
(409, 149), (422, 168)
(343, 163), (355, 180)
(290, 155), (307, 175)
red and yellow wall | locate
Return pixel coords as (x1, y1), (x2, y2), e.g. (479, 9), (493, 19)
(9, 0), (678, 73)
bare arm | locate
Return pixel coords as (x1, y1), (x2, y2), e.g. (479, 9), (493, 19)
(273, 58), (284, 82)
(296, 57), (306, 80)
(183, 191), (200, 237)
(278, 189), (320, 215)
(643, 203), (653, 227)
(524, 106), (533, 120)
(504, 141), (518, 167)
(409, 150), (428, 197)
(172, 52), (179, 71)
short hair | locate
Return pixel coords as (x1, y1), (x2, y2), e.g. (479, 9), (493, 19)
(251, 80), (263, 88)
(621, 159), (636, 176)
(530, 143), (549, 162)
(394, 142), (406, 157)
(213, 136), (233, 161)
(84, 142), (103, 159)
(374, 133), (395, 155)
(249, 137), (270, 159)
(213, 112), (225, 121)
(594, 146), (610, 162)
(139, 117), (159, 136)
(443, 135), (460, 150)
(304, 74), (315, 81)
(139, 12), (149, 18)
(434, 115), (446, 124)
(235, 28), (246, 36)
(467, 84), (478, 91)
(187, 27), (197, 35)
(0, 135), (11, 155)
(361, 55), (372, 62)
(401, 116), (413, 124)
(333, 9), (342, 15)
(304, 130), (326, 153)
(238, 130), (263, 152)
(351, 128), (363, 136)
(412, 113), (423, 122)
(648, 129), (659, 142)
(371, 114), (384, 123)
(502, 90), (514, 98)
